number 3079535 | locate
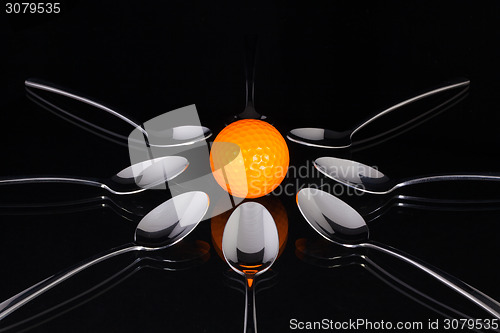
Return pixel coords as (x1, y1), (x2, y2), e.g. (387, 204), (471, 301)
(6, 3), (60, 14)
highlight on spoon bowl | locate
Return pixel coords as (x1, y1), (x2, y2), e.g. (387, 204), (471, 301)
(115, 155), (190, 189)
(287, 128), (351, 148)
(313, 156), (389, 194)
(296, 187), (369, 243)
(135, 191), (210, 247)
(145, 125), (212, 147)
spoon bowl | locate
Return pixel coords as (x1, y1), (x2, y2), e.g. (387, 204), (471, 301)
(211, 195), (289, 262)
(296, 187), (500, 318)
(145, 125), (212, 148)
(0, 191), (209, 320)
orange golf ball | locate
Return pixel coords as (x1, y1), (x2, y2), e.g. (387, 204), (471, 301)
(210, 119), (289, 198)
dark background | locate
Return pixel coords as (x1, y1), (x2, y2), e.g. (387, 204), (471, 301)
(2, 1), (500, 332)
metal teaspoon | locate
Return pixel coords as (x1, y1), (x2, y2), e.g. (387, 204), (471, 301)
(287, 79), (469, 149)
(314, 156), (500, 195)
(222, 202), (279, 333)
(0, 156), (188, 195)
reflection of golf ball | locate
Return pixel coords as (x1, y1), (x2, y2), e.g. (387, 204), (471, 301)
(210, 119), (289, 198)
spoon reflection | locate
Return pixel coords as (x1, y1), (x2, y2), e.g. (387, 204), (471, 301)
(0, 240), (210, 333)
(295, 238), (491, 324)
(342, 194), (500, 223)
(222, 202), (279, 333)
(0, 195), (154, 222)
(0, 191), (209, 321)
(296, 188), (500, 319)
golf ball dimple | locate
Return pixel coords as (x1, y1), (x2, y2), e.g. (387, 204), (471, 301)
(210, 119), (289, 198)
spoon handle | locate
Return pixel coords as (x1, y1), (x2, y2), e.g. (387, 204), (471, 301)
(362, 241), (500, 319)
(25, 78), (148, 137)
(244, 35), (257, 109)
(351, 79), (470, 138)
(0, 244), (142, 321)
(398, 174), (500, 190)
(244, 276), (257, 333)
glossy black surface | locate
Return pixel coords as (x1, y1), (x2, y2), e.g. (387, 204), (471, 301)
(3, 2), (500, 332)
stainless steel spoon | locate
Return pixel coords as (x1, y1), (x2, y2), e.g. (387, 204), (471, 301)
(222, 202), (279, 333)
(314, 156), (500, 195)
(25, 79), (212, 147)
(0, 191), (209, 321)
(296, 188), (500, 319)
(287, 79), (469, 148)
(0, 156), (188, 195)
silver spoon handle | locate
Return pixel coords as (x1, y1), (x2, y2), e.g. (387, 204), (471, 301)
(397, 174), (500, 190)
(24, 79), (148, 137)
(351, 80), (470, 138)
(0, 244), (143, 321)
(244, 279), (257, 333)
(361, 241), (500, 319)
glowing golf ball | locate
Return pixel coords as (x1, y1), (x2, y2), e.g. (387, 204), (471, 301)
(210, 119), (289, 198)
